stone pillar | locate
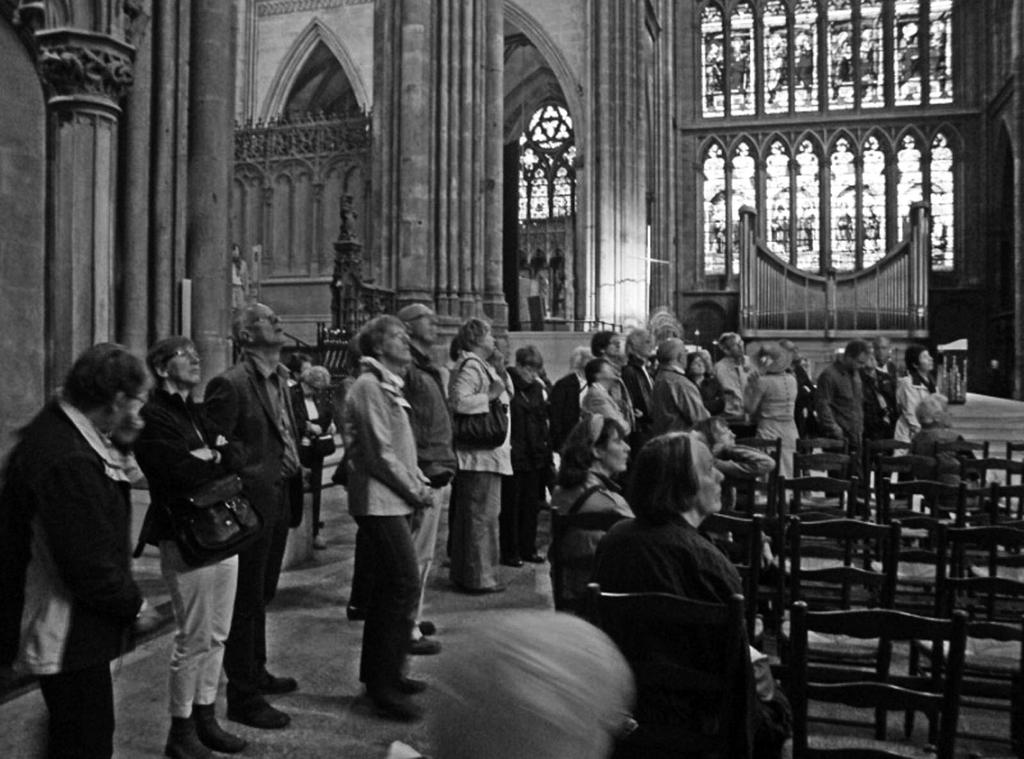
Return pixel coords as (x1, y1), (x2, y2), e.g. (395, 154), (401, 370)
(1013, 0), (1024, 398)
(588, 0), (650, 327)
(119, 1), (153, 354)
(37, 28), (135, 383)
(187, 0), (236, 382)
(373, 0), (506, 324)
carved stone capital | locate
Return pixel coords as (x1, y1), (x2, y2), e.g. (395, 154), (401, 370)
(36, 29), (135, 111)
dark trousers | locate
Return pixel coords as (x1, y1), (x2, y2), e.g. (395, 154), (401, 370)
(353, 515), (419, 695)
(38, 661), (114, 759)
(500, 469), (545, 560)
(349, 524), (371, 609)
(224, 491), (290, 706)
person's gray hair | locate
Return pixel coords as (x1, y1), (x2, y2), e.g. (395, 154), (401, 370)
(916, 393), (951, 428)
(568, 346), (591, 373)
(300, 364), (333, 390)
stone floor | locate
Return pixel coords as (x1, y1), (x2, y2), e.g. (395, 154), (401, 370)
(1, 480), (1019, 758)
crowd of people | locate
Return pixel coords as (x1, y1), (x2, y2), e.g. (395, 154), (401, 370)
(0, 302), (964, 758)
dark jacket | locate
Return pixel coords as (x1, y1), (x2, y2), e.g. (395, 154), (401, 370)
(791, 363), (817, 437)
(135, 388), (230, 544)
(289, 383), (335, 441)
(699, 374), (727, 416)
(621, 356), (654, 435)
(204, 354), (291, 524)
(510, 366), (553, 472)
(860, 367), (897, 441)
(404, 343), (456, 484)
(549, 371), (583, 453)
(0, 401), (143, 674)
(815, 360), (864, 444)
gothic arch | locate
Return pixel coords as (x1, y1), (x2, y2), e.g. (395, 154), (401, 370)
(504, 1), (584, 141)
(260, 17), (369, 120)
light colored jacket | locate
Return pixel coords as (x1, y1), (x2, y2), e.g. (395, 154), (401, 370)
(343, 358), (431, 517)
(449, 352), (513, 475)
(894, 376), (933, 443)
(581, 382), (632, 435)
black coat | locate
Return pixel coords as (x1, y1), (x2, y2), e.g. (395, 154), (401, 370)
(135, 388), (229, 544)
(510, 367), (553, 472)
(549, 371), (583, 453)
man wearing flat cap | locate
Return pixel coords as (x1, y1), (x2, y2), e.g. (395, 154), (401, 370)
(397, 303), (456, 655)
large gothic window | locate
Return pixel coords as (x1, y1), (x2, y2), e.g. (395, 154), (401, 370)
(518, 105), (576, 221)
(696, 0), (957, 276)
(700, 127), (957, 274)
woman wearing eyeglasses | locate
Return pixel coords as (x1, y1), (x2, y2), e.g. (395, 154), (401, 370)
(135, 337), (247, 758)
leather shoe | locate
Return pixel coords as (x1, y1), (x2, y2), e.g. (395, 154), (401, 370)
(367, 691), (423, 722)
(258, 671), (298, 695)
(346, 604), (367, 621)
(524, 553), (546, 564)
(417, 620), (436, 637)
(395, 677), (427, 695)
(501, 557), (524, 567)
(459, 583), (506, 595)
(226, 698), (291, 729)
(408, 637), (442, 656)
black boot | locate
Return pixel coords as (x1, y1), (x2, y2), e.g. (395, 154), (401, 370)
(193, 703), (248, 754)
(164, 716), (212, 759)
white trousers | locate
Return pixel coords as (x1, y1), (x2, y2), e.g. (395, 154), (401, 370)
(409, 483), (451, 622)
(159, 541), (238, 717)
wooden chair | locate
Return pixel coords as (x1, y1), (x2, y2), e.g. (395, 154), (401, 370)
(788, 517), (900, 613)
(907, 524), (1024, 753)
(585, 584), (749, 759)
(934, 439), (989, 460)
(960, 457), (1024, 489)
(1005, 441), (1024, 465)
(797, 437), (850, 454)
(701, 512), (766, 640)
(549, 509), (627, 612)
(793, 451), (854, 480)
(779, 475), (861, 522)
(988, 481), (1024, 522)
(877, 478), (971, 526)
(790, 601), (969, 759)
(732, 436), (782, 513)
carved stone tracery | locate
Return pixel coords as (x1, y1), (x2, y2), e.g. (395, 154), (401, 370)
(37, 35), (135, 103)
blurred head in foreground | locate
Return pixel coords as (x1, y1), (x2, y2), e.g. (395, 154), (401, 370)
(430, 611), (635, 759)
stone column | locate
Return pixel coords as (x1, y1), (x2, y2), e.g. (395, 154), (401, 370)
(119, 1), (153, 354)
(588, 0), (650, 327)
(481, 0), (505, 324)
(37, 28), (135, 384)
(1013, 0), (1024, 397)
(187, 0), (236, 381)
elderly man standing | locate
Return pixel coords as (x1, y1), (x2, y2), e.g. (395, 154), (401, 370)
(0, 344), (157, 759)
(205, 304), (301, 730)
(815, 339), (871, 467)
(397, 303), (456, 656)
(714, 332), (753, 434)
(650, 338), (709, 435)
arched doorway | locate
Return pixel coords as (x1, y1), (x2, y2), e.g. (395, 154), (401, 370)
(0, 19), (46, 451)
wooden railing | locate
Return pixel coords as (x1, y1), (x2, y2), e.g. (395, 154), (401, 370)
(739, 203), (930, 338)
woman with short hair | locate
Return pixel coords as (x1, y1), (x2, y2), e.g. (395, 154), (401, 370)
(448, 317), (512, 593)
(894, 344), (936, 442)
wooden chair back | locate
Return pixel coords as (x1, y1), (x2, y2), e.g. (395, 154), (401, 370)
(732, 437), (782, 513)
(797, 437), (850, 454)
(585, 584), (750, 759)
(701, 512), (764, 639)
(549, 508), (626, 612)
(790, 602), (968, 759)
(779, 475), (860, 521)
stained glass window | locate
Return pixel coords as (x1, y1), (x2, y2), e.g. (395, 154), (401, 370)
(860, 0), (883, 107)
(702, 3), (725, 116)
(794, 0), (819, 111)
(731, 141), (757, 274)
(931, 132), (954, 270)
(795, 140), (821, 271)
(861, 135), (887, 267)
(830, 137), (857, 271)
(894, 1), (923, 105)
(703, 143), (727, 274)
(517, 105), (576, 222)
(730, 2), (756, 115)
(929, 0), (953, 104)
(766, 140), (791, 259)
(764, 1), (789, 113)
(896, 133), (923, 232)
(827, 0), (855, 110)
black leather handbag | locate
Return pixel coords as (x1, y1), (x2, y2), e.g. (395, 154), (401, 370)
(452, 398), (509, 448)
(300, 433), (336, 467)
(169, 475), (263, 567)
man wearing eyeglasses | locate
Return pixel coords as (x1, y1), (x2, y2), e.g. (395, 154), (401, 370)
(204, 303), (302, 730)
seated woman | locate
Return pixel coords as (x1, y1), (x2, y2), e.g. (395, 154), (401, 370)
(593, 433), (790, 759)
(909, 393), (970, 484)
(549, 414), (633, 611)
(692, 416), (775, 511)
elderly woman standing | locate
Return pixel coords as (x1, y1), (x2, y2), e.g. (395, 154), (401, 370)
(135, 337), (247, 757)
(448, 317), (512, 594)
(342, 316), (434, 722)
(744, 342), (799, 478)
